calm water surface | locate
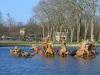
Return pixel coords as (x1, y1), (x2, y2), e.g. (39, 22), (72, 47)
(0, 47), (100, 75)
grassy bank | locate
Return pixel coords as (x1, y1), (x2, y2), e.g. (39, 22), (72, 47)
(0, 41), (80, 44)
(0, 41), (100, 47)
(0, 41), (41, 44)
(0, 41), (81, 47)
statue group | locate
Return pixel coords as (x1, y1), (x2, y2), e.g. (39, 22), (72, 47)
(10, 38), (99, 59)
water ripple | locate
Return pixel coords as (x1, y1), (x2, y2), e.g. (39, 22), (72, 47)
(0, 47), (100, 75)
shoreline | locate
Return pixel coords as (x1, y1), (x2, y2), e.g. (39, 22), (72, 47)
(0, 43), (100, 47)
(0, 43), (79, 47)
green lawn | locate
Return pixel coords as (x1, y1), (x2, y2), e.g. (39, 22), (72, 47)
(0, 41), (40, 44)
(0, 41), (80, 44)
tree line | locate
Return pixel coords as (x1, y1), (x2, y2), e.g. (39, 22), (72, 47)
(34, 0), (100, 42)
(0, 0), (100, 42)
(0, 12), (43, 40)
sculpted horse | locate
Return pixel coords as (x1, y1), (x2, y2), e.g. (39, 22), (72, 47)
(41, 38), (48, 52)
(31, 42), (55, 57)
(88, 42), (99, 56)
(10, 49), (15, 54)
(30, 44), (44, 55)
(30, 44), (51, 59)
(75, 40), (98, 58)
(59, 45), (69, 57)
(10, 46), (33, 58)
(45, 45), (54, 56)
(75, 40), (90, 57)
(59, 39), (69, 57)
(10, 47), (21, 55)
(45, 39), (55, 55)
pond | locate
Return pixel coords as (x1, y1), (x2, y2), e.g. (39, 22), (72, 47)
(0, 47), (100, 75)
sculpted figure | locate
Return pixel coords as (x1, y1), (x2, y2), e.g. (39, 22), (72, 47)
(31, 44), (44, 55)
(59, 38), (69, 57)
(10, 46), (33, 58)
(76, 40), (90, 57)
(41, 37), (48, 52)
(88, 41), (98, 56)
(45, 45), (54, 56)
(75, 40), (98, 58)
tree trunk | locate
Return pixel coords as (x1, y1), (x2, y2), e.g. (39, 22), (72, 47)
(84, 24), (88, 41)
(64, 29), (69, 43)
(60, 25), (63, 40)
(55, 26), (58, 41)
(90, 0), (96, 42)
(41, 25), (44, 39)
(77, 13), (81, 42)
(71, 28), (74, 42)
(52, 25), (55, 42)
(91, 17), (94, 41)
(77, 22), (80, 42)
(49, 26), (52, 39)
(48, 25), (49, 37)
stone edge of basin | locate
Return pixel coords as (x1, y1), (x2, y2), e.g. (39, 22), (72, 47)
(0, 43), (100, 47)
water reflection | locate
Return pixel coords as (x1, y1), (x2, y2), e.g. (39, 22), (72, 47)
(59, 56), (68, 64)
(41, 55), (54, 63)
